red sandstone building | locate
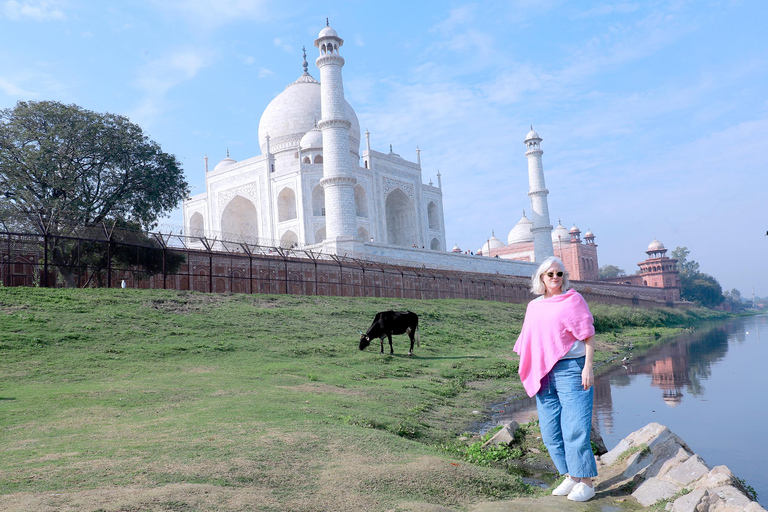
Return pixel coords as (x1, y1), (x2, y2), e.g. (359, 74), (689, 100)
(473, 214), (599, 281)
(601, 238), (681, 301)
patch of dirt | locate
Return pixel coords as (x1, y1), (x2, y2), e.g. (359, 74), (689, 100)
(144, 293), (226, 314)
(281, 383), (365, 396)
(0, 484), (277, 512)
(0, 303), (30, 314)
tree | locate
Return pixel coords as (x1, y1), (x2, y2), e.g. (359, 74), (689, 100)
(672, 246), (724, 308)
(599, 264), (626, 279)
(671, 246), (700, 276)
(0, 100), (188, 228)
(0, 100), (189, 286)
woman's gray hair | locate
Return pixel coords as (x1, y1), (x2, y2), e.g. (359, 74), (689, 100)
(531, 256), (571, 295)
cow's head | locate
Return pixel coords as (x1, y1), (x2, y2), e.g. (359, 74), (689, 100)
(358, 331), (371, 351)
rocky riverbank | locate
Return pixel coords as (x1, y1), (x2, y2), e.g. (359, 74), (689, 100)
(462, 421), (765, 512)
(599, 422), (764, 511)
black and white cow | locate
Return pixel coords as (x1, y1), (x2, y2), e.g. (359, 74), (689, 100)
(359, 311), (420, 355)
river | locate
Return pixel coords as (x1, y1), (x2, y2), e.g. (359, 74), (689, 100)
(487, 314), (768, 506)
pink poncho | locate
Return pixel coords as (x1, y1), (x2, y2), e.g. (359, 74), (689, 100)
(513, 288), (595, 397)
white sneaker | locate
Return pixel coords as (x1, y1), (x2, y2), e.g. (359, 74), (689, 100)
(551, 475), (578, 496)
(567, 482), (596, 502)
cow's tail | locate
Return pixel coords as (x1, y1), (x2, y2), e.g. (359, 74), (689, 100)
(416, 326), (420, 347)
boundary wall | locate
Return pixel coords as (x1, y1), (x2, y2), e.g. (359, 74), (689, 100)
(0, 228), (687, 308)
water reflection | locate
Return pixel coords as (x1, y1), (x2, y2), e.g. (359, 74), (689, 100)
(489, 321), (735, 430)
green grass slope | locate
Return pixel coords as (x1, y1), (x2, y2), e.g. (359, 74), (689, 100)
(0, 288), (723, 511)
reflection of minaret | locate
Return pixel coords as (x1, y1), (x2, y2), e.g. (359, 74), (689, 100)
(592, 374), (615, 433)
(524, 128), (554, 262)
(314, 21), (357, 243)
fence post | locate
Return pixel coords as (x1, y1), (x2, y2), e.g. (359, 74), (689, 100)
(43, 232), (49, 288)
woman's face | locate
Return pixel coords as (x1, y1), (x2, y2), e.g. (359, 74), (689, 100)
(541, 263), (564, 296)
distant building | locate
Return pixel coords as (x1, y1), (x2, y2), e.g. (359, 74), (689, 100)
(601, 238), (681, 301)
(476, 217), (599, 281)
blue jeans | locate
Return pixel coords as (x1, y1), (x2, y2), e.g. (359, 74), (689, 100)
(536, 356), (597, 478)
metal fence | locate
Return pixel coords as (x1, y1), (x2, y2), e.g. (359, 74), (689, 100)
(0, 219), (533, 303)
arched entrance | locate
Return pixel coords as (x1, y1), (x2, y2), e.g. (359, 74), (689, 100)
(221, 196), (258, 242)
(385, 189), (416, 247)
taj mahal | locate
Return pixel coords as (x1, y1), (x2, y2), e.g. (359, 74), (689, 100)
(182, 22), (595, 280)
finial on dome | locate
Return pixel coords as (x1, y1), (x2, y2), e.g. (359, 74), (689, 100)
(226, 148), (230, 158)
(302, 46), (308, 74)
(522, 210), (525, 216)
(326, 17), (329, 27)
(531, 125), (533, 130)
(389, 143), (393, 153)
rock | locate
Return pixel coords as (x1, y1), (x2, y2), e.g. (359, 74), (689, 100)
(591, 424), (608, 455)
(668, 487), (707, 512)
(666, 455), (710, 487)
(602, 424), (767, 512)
(482, 421), (519, 448)
(632, 477), (680, 506)
(707, 485), (758, 511)
(695, 466), (735, 490)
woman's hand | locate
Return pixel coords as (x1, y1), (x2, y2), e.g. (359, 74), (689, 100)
(581, 365), (594, 390)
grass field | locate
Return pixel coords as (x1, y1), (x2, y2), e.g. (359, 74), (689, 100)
(0, 288), (723, 511)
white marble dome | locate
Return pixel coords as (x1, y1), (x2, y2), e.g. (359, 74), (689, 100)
(508, 212), (534, 244)
(257, 74), (360, 155)
(318, 26), (339, 38)
(479, 234), (505, 255)
(648, 238), (665, 251)
(213, 156), (237, 171)
(525, 129), (541, 141)
(552, 222), (570, 243)
(300, 128), (322, 149)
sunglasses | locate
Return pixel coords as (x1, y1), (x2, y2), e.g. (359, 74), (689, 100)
(545, 271), (564, 278)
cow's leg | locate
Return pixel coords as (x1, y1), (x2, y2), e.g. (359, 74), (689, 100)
(408, 328), (415, 356)
(379, 335), (385, 354)
(388, 334), (394, 354)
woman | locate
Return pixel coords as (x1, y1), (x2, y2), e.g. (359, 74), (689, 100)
(513, 256), (597, 502)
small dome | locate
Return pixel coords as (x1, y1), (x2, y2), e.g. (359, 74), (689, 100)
(214, 157), (237, 171)
(584, 230), (594, 238)
(452, 244), (462, 253)
(300, 128), (322, 149)
(318, 26), (338, 38)
(525, 129), (541, 141)
(508, 212), (534, 244)
(648, 238), (665, 251)
(479, 234), (505, 255)
(570, 224), (580, 233)
(551, 222), (570, 244)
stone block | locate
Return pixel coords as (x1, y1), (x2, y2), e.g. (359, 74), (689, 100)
(601, 438), (631, 467)
(695, 466), (735, 490)
(632, 476), (682, 507)
(482, 421), (519, 448)
(708, 485), (756, 511)
(622, 449), (653, 479)
(669, 488), (707, 512)
(666, 454), (710, 487)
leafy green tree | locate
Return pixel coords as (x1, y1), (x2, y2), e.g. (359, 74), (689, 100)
(0, 100), (189, 286)
(672, 246), (724, 308)
(599, 264), (626, 279)
(671, 246), (700, 276)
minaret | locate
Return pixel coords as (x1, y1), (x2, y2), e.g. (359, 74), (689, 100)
(525, 127), (554, 262)
(314, 20), (357, 242)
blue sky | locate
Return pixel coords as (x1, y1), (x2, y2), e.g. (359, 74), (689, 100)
(2, 0), (766, 296)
